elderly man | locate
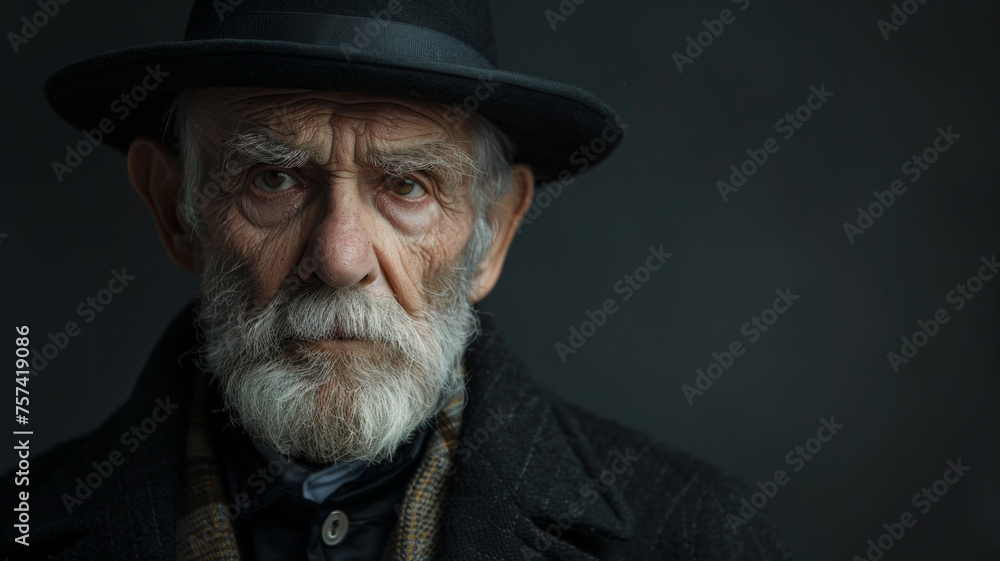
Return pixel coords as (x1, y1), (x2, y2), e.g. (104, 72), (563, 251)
(4, 1), (792, 560)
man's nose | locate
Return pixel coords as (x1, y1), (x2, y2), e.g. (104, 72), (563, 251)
(297, 185), (379, 289)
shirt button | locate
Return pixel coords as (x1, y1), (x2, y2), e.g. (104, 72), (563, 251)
(321, 510), (349, 546)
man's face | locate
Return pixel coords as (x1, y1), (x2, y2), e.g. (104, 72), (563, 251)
(187, 88), (480, 309)
(177, 88), (490, 464)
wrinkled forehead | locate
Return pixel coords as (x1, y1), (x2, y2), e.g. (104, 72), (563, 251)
(182, 87), (467, 158)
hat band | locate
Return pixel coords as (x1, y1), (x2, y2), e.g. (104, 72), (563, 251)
(185, 11), (495, 69)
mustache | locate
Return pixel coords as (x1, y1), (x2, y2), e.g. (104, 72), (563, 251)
(199, 267), (424, 358)
(274, 283), (423, 346)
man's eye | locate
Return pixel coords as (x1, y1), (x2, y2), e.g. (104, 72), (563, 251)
(387, 176), (425, 198)
(252, 170), (298, 192)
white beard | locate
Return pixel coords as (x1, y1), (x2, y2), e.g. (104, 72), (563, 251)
(193, 249), (477, 464)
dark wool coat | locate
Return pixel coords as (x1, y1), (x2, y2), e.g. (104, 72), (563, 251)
(2, 305), (794, 560)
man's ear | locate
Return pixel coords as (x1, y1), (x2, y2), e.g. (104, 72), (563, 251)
(467, 163), (535, 303)
(127, 136), (198, 272)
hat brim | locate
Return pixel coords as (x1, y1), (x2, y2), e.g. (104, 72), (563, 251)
(45, 39), (624, 181)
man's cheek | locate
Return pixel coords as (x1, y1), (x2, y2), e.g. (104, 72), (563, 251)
(212, 222), (301, 294)
(249, 249), (304, 306)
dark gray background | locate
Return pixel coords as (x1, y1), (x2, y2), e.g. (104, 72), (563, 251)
(2, 0), (997, 559)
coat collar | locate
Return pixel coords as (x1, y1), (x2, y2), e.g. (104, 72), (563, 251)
(24, 304), (633, 560)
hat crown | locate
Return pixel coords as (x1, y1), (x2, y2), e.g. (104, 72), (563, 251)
(183, 0), (498, 67)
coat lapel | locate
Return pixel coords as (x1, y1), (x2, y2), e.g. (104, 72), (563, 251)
(437, 311), (635, 560)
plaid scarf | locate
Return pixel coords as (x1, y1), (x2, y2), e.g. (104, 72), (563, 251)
(176, 374), (465, 560)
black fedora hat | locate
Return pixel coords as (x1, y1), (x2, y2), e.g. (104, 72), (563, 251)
(44, 0), (625, 180)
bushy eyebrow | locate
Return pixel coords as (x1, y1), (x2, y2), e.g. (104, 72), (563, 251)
(368, 140), (479, 194)
(220, 130), (315, 176)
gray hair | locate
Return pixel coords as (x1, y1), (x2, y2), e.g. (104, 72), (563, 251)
(163, 89), (518, 280)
